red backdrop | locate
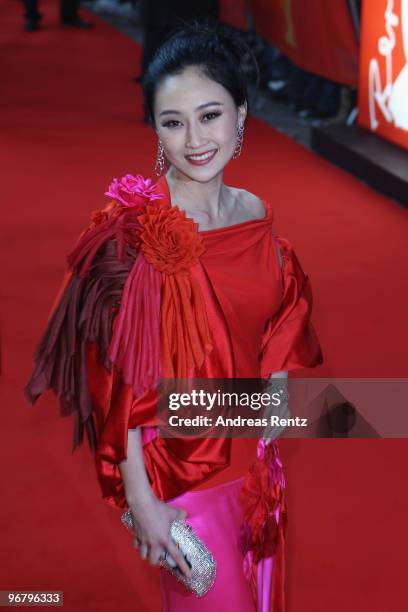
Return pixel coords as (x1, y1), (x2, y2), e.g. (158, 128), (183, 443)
(220, 0), (358, 85)
(358, 0), (408, 150)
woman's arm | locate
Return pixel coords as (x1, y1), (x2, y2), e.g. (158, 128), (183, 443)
(118, 429), (192, 578)
(119, 429), (155, 506)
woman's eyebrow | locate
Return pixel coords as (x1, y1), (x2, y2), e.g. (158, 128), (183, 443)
(159, 101), (224, 117)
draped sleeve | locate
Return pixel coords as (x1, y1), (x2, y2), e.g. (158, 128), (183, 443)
(23, 235), (137, 452)
(23, 191), (164, 463)
(23, 207), (161, 508)
(24, 178), (217, 510)
(259, 234), (323, 376)
(86, 340), (159, 509)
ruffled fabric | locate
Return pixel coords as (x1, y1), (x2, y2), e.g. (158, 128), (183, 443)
(137, 204), (205, 274)
(259, 234), (323, 376)
(24, 239), (138, 450)
(135, 202), (213, 379)
(107, 252), (162, 396)
(85, 254), (238, 509)
(67, 205), (142, 278)
(25, 174), (220, 508)
(161, 272), (213, 378)
(24, 182), (162, 453)
(239, 439), (287, 612)
(25, 172), (324, 612)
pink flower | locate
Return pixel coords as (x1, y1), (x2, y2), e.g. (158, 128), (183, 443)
(105, 174), (164, 207)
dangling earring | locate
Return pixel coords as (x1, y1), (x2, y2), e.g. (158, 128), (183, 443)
(232, 120), (245, 159)
(155, 139), (166, 176)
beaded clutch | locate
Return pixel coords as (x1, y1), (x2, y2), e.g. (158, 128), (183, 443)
(121, 510), (217, 597)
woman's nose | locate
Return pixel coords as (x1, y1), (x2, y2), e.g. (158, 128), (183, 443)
(185, 122), (205, 148)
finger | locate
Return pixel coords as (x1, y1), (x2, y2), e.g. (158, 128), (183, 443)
(149, 546), (165, 566)
(133, 537), (140, 548)
(167, 540), (192, 579)
(139, 542), (149, 560)
(173, 506), (188, 521)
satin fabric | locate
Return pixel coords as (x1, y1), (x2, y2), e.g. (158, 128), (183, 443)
(25, 171), (323, 611)
(160, 478), (255, 611)
(160, 476), (282, 611)
(86, 175), (323, 508)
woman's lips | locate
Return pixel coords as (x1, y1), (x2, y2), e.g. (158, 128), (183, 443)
(185, 149), (218, 166)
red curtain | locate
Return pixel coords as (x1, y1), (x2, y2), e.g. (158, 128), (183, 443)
(244, 0), (358, 85)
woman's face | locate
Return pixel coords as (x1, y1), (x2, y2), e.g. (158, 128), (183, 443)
(153, 66), (247, 182)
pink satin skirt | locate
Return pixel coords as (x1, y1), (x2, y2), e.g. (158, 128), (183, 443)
(160, 477), (273, 611)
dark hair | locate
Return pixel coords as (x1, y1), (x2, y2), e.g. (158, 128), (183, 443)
(142, 21), (259, 127)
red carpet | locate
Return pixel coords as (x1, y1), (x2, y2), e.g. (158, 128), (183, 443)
(1, 0), (408, 610)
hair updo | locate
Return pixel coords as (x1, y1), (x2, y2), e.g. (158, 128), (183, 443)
(142, 21), (259, 127)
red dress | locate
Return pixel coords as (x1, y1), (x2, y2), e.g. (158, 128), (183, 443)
(25, 172), (323, 611)
(80, 175), (323, 506)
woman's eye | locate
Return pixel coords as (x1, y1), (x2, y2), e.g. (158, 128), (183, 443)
(202, 112), (221, 121)
(162, 112), (221, 128)
(162, 120), (181, 128)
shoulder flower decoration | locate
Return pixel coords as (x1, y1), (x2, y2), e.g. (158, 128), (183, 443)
(105, 173), (165, 208)
(100, 174), (210, 399)
(137, 205), (204, 275)
(100, 173), (204, 276)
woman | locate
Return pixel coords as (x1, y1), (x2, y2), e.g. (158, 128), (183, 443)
(25, 23), (323, 611)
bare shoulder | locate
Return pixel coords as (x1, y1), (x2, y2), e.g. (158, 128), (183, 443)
(230, 186), (266, 220)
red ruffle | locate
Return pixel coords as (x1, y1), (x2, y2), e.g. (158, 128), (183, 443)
(239, 439), (288, 611)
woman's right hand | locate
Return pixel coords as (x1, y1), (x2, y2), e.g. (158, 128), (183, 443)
(128, 495), (192, 579)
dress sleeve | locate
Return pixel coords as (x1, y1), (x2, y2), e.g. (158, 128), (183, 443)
(86, 340), (159, 509)
(86, 341), (159, 461)
(23, 208), (163, 508)
(24, 229), (143, 450)
(259, 234), (323, 377)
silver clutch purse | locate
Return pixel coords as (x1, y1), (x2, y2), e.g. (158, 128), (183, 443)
(121, 509), (217, 597)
